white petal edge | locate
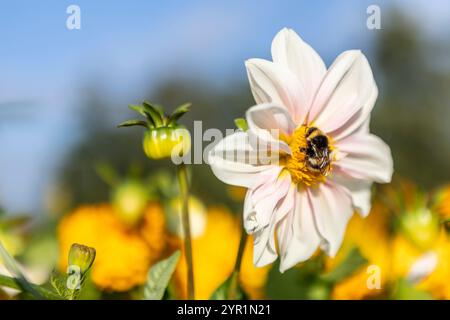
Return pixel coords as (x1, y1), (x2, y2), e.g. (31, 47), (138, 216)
(246, 103), (295, 155)
(334, 133), (394, 183)
(245, 58), (308, 124)
(308, 50), (376, 136)
(279, 189), (321, 272)
(244, 172), (291, 235)
(271, 28), (326, 107)
(208, 131), (282, 189)
(252, 183), (296, 267)
(332, 173), (373, 217)
(309, 182), (354, 257)
(329, 86), (377, 142)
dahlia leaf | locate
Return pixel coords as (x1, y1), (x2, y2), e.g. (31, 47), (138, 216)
(50, 271), (69, 299)
(210, 271), (246, 300)
(320, 247), (368, 283)
(144, 250), (180, 300)
(0, 273), (61, 300)
(0, 239), (43, 299)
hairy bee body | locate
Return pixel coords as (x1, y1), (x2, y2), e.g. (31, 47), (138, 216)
(302, 127), (331, 175)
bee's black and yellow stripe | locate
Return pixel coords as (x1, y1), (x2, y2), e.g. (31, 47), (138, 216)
(304, 127), (330, 173)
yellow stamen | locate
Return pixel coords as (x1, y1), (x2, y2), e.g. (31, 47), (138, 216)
(282, 126), (333, 187)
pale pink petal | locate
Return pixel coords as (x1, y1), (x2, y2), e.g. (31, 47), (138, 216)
(271, 28), (326, 107)
(309, 182), (354, 257)
(329, 87), (377, 141)
(334, 133), (393, 183)
(244, 172), (291, 234)
(208, 131), (282, 189)
(308, 51), (376, 136)
(246, 103), (296, 136)
(332, 172), (373, 217)
(279, 189), (321, 272)
(253, 183), (296, 267)
(246, 103), (295, 155)
(276, 210), (294, 266)
(245, 58), (308, 123)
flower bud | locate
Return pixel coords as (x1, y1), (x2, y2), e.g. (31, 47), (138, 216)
(399, 206), (439, 250)
(68, 243), (96, 275)
(118, 101), (192, 161)
(112, 180), (149, 226)
(143, 126), (191, 160)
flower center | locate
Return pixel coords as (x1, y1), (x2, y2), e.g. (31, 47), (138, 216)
(283, 126), (333, 186)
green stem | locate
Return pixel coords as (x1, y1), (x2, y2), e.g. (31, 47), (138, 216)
(227, 225), (248, 300)
(0, 274), (61, 300)
(177, 163), (195, 300)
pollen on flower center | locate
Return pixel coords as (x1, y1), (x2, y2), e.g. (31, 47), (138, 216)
(283, 125), (333, 186)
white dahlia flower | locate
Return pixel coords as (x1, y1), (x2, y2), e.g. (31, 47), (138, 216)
(208, 28), (393, 272)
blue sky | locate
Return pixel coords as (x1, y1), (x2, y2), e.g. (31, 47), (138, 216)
(0, 0), (449, 214)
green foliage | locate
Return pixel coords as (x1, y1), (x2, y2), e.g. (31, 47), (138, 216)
(266, 248), (368, 299)
(0, 239), (42, 299)
(50, 271), (70, 299)
(320, 247), (368, 283)
(117, 119), (148, 128)
(142, 101), (164, 127)
(210, 271), (247, 300)
(0, 241), (62, 299)
(123, 101), (191, 130)
(0, 273), (60, 300)
(266, 256), (331, 300)
(168, 103), (191, 126)
(128, 104), (156, 125)
(234, 118), (248, 132)
(392, 278), (433, 300)
(144, 250), (181, 300)
(50, 268), (92, 300)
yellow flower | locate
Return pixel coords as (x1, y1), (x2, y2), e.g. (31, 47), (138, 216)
(139, 202), (167, 258)
(171, 206), (270, 299)
(326, 201), (391, 299)
(433, 184), (450, 220)
(226, 186), (247, 202)
(58, 204), (166, 292)
(392, 231), (450, 299)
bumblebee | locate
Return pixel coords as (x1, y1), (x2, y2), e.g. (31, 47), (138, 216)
(300, 127), (331, 175)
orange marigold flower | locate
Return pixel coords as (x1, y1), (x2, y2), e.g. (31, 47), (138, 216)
(58, 204), (166, 292)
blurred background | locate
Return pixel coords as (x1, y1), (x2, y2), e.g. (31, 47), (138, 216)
(0, 0), (450, 300)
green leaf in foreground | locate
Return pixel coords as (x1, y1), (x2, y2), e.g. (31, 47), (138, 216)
(0, 273), (61, 300)
(210, 271), (246, 300)
(144, 250), (180, 300)
(320, 247), (368, 283)
(0, 239), (43, 299)
(50, 271), (69, 298)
